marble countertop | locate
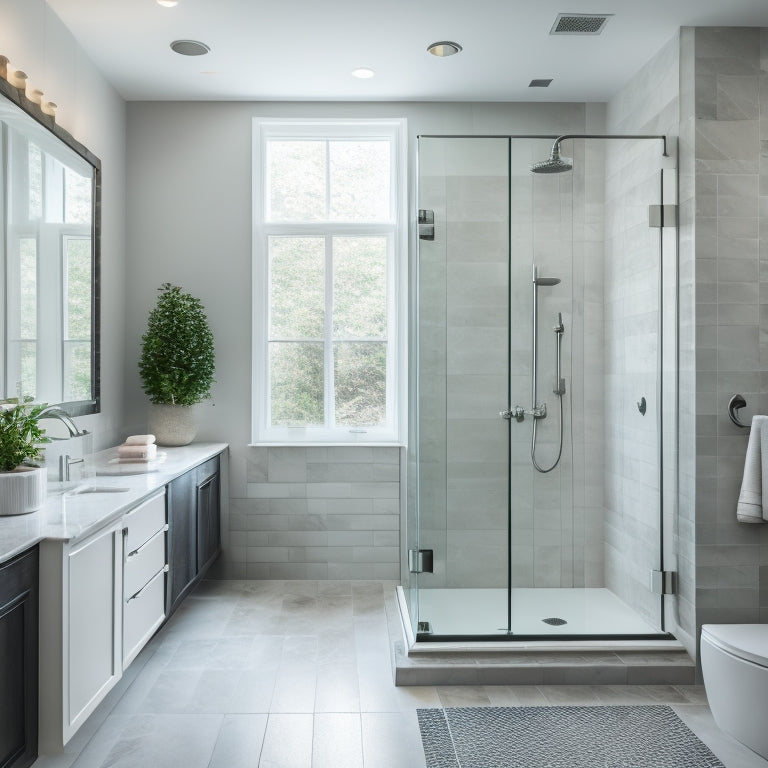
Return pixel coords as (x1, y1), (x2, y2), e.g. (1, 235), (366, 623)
(0, 442), (227, 565)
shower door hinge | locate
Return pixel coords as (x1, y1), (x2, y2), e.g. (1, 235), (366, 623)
(409, 549), (434, 574)
(648, 204), (677, 228)
(651, 569), (677, 595)
(418, 209), (435, 240)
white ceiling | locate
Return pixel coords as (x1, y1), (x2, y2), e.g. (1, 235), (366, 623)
(48, 0), (768, 102)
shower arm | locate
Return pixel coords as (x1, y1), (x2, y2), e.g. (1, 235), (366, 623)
(546, 134), (668, 158)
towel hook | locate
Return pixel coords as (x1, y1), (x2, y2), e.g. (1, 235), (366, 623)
(728, 394), (750, 428)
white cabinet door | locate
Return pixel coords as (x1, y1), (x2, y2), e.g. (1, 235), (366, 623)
(39, 519), (123, 752)
(66, 520), (122, 735)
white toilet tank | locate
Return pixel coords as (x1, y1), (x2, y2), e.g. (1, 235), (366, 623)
(701, 624), (768, 760)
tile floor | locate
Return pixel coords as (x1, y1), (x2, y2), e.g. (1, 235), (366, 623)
(31, 579), (768, 768)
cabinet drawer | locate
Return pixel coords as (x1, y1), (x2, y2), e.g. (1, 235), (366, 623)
(123, 492), (165, 553)
(124, 527), (166, 599)
(123, 568), (165, 668)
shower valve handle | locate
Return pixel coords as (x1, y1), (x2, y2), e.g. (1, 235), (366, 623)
(500, 407), (525, 422)
(500, 405), (546, 422)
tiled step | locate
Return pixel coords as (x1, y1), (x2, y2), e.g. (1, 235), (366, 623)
(393, 642), (696, 686)
(385, 588), (696, 687)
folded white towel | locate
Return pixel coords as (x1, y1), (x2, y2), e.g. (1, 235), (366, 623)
(737, 415), (768, 523)
(125, 434), (156, 445)
(117, 443), (157, 460)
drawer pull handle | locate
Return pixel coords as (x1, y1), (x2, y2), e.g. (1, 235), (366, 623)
(126, 565), (168, 603)
(126, 525), (169, 559)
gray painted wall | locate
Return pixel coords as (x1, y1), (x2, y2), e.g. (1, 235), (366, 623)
(125, 101), (588, 578)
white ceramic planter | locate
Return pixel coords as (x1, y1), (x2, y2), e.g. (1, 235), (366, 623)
(0, 466), (47, 515)
(148, 403), (197, 446)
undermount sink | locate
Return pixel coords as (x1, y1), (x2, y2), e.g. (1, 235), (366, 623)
(67, 486), (131, 496)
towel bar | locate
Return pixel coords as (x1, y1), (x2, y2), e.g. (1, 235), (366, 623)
(728, 394), (750, 428)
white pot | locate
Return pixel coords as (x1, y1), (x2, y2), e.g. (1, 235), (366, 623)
(0, 466), (47, 516)
(148, 403), (197, 447)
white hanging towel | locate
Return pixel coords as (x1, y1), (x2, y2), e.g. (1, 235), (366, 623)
(737, 415), (768, 523)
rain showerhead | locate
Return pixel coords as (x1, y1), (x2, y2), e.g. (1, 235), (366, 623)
(531, 142), (572, 174)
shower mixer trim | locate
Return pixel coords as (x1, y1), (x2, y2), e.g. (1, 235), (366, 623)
(501, 404), (547, 422)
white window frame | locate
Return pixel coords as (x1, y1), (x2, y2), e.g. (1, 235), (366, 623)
(251, 118), (407, 445)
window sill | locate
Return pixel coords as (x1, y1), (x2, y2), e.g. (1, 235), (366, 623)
(248, 441), (406, 448)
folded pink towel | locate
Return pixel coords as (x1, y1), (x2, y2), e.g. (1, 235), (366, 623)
(117, 443), (157, 459)
(125, 434), (156, 445)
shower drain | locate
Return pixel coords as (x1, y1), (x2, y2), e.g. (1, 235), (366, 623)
(542, 617), (567, 626)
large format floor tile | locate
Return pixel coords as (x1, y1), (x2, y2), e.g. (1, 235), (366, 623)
(30, 579), (768, 768)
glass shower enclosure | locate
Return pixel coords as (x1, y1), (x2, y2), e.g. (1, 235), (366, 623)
(405, 135), (677, 641)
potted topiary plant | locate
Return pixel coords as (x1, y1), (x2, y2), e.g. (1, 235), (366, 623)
(139, 283), (215, 446)
(0, 399), (50, 515)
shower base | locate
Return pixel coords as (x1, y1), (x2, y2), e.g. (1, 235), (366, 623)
(390, 586), (693, 686)
(415, 586), (661, 638)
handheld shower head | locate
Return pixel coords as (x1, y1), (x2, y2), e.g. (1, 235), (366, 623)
(532, 265), (561, 286)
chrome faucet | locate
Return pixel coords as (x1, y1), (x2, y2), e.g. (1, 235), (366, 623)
(38, 406), (88, 439)
(59, 454), (85, 482)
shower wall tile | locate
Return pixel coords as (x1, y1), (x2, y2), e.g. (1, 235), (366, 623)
(670, 26), (768, 659)
(606, 31), (681, 639)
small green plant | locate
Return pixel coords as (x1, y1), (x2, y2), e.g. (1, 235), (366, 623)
(139, 283), (215, 406)
(0, 400), (50, 472)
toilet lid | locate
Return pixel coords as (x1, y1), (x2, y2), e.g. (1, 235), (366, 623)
(702, 624), (768, 667)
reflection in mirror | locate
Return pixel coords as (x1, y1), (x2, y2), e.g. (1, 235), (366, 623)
(0, 78), (100, 415)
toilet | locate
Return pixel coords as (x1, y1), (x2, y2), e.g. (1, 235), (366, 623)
(701, 624), (768, 759)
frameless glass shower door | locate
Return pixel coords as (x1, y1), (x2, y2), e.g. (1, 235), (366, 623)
(409, 134), (675, 641)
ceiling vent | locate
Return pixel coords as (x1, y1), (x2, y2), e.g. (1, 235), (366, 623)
(529, 79), (553, 88)
(550, 13), (612, 35)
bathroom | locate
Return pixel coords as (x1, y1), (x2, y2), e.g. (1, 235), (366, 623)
(2, 0), (768, 765)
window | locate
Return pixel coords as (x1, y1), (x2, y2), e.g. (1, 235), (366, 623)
(252, 120), (407, 443)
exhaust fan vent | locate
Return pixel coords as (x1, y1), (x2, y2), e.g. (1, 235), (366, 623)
(550, 13), (612, 35)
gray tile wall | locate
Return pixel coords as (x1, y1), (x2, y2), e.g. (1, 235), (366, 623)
(677, 27), (698, 653)
(220, 446), (401, 579)
(416, 137), (605, 591)
(689, 27), (768, 631)
(417, 139), (511, 589)
(605, 34), (683, 637)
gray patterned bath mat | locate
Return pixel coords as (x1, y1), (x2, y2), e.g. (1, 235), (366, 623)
(417, 705), (725, 767)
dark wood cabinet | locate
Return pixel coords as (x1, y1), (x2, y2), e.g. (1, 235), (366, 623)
(166, 454), (221, 617)
(196, 458), (221, 576)
(0, 546), (38, 768)
(166, 468), (197, 615)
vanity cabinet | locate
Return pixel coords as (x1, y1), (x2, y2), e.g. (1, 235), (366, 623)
(0, 546), (38, 768)
(196, 458), (221, 575)
(122, 492), (167, 669)
(39, 519), (123, 752)
(167, 455), (220, 616)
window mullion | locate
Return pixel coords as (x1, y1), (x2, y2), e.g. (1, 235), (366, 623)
(325, 233), (334, 430)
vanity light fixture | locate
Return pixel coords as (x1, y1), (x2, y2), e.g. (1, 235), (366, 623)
(427, 41), (462, 57)
(170, 40), (211, 56)
(157, 0), (178, 7)
(352, 67), (375, 79)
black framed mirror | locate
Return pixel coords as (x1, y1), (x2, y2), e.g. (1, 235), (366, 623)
(0, 75), (100, 416)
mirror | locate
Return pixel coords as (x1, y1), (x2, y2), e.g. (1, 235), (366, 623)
(0, 77), (100, 416)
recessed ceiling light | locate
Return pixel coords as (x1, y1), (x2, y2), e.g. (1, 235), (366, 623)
(157, 0), (178, 7)
(170, 40), (211, 56)
(352, 67), (375, 79)
(427, 41), (462, 57)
